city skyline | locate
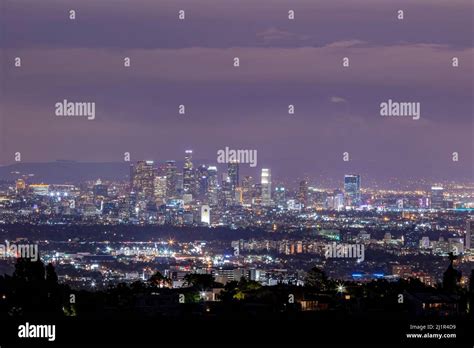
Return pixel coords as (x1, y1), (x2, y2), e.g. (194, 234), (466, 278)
(7, 155), (473, 213)
(1, 154), (473, 188)
(4, 161), (474, 187)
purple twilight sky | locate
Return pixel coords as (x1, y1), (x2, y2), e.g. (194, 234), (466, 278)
(0, 0), (473, 183)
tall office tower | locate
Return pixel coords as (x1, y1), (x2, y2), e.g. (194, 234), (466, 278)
(466, 219), (474, 250)
(254, 183), (262, 205)
(227, 161), (240, 190)
(227, 161), (239, 204)
(183, 150), (195, 196)
(235, 187), (243, 205)
(93, 179), (108, 198)
(261, 168), (272, 206)
(241, 176), (254, 205)
(206, 166), (218, 206)
(176, 172), (184, 197)
(274, 186), (286, 208)
(156, 162), (167, 177)
(326, 193), (334, 210)
(154, 176), (167, 204)
(333, 189), (345, 210)
(131, 161), (155, 201)
(128, 190), (138, 218)
(129, 164), (135, 189)
(297, 180), (309, 207)
(430, 186), (444, 210)
(197, 164), (209, 199)
(312, 189), (327, 209)
(164, 160), (178, 199)
(221, 177), (234, 206)
(344, 174), (361, 206)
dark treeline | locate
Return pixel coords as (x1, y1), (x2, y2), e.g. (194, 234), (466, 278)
(0, 257), (472, 321)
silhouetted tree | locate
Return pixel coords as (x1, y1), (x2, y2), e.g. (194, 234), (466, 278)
(183, 273), (216, 289)
(45, 263), (58, 285)
(443, 252), (461, 293)
(6, 258), (66, 317)
(469, 270), (474, 318)
(13, 258), (45, 283)
(148, 271), (171, 288)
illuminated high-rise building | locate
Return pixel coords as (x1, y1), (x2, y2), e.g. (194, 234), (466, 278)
(131, 161), (155, 201)
(227, 161), (239, 190)
(254, 183), (262, 205)
(93, 179), (108, 198)
(206, 166), (218, 206)
(241, 176), (254, 205)
(333, 189), (344, 210)
(154, 176), (167, 203)
(261, 168), (272, 206)
(235, 187), (243, 205)
(298, 180), (309, 207)
(344, 174), (361, 206)
(176, 172), (184, 197)
(311, 189), (326, 209)
(164, 160), (178, 199)
(430, 186), (444, 210)
(183, 150), (195, 196)
(197, 164), (209, 200)
(221, 177), (234, 206)
(274, 186), (286, 208)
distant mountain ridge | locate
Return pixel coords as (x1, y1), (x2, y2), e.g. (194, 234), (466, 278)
(0, 161), (130, 183)
(0, 159), (210, 183)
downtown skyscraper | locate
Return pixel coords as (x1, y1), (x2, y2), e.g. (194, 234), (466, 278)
(206, 166), (218, 207)
(227, 161), (239, 190)
(431, 186), (445, 210)
(261, 168), (272, 206)
(183, 150), (195, 197)
(164, 160), (178, 199)
(344, 174), (361, 207)
(131, 161), (155, 202)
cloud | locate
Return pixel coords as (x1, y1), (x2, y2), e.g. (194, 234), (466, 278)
(330, 96), (347, 103)
(8, 43), (472, 92)
(324, 40), (368, 49)
(256, 27), (310, 44)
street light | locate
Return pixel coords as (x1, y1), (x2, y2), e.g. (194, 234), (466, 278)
(336, 283), (345, 294)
